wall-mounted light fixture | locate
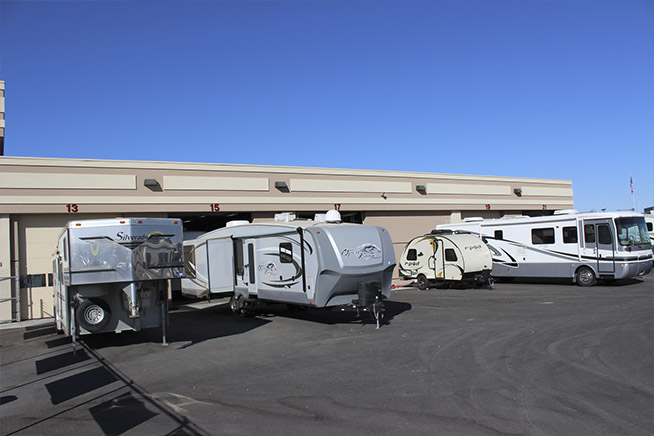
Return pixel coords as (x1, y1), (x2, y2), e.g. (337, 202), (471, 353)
(144, 178), (159, 187)
(416, 184), (427, 195)
(381, 192), (387, 200)
(275, 181), (289, 192)
(513, 188), (523, 197)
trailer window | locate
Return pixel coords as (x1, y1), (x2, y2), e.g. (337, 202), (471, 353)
(183, 245), (196, 279)
(562, 227), (577, 244)
(584, 225), (595, 243)
(532, 228), (554, 244)
(407, 249), (417, 261)
(647, 222), (653, 232)
(280, 243), (293, 263)
(445, 248), (458, 262)
(248, 243), (255, 284)
(63, 238), (68, 262)
(494, 230), (503, 240)
(234, 241), (244, 277)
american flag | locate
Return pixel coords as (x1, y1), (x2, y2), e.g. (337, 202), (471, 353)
(630, 176), (633, 194)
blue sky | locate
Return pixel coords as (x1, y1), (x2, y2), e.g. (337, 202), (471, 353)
(1, 0), (652, 213)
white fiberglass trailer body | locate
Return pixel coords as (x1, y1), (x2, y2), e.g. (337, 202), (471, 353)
(182, 211), (396, 323)
(399, 231), (493, 290)
(53, 218), (184, 339)
(644, 213), (654, 253)
(436, 211), (652, 286)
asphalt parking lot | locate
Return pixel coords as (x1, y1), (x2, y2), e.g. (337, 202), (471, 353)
(1, 274), (653, 436)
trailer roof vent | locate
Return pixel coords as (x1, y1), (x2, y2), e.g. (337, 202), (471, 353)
(314, 213), (327, 222)
(226, 220), (250, 227)
(325, 210), (342, 223)
(274, 212), (296, 222)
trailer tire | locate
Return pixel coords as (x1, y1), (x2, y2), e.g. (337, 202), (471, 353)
(416, 274), (428, 290)
(229, 294), (239, 314)
(575, 266), (597, 287)
(76, 298), (111, 333)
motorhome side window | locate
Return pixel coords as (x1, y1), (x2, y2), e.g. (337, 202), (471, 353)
(494, 230), (503, 240)
(531, 228), (554, 244)
(584, 225), (595, 243)
(562, 227), (577, 244)
(279, 243), (293, 263)
(63, 238), (67, 262)
(183, 245), (196, 279)
(598, 225), (612, 245)
(445, 248), (458, 262)
(407, 249), (417, 261)
(648, 222), (653, 232)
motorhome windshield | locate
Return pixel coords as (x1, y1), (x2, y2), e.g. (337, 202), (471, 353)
(615, 217), (651, 246)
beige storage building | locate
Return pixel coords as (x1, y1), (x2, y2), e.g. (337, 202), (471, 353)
(0, 156), (573, 322)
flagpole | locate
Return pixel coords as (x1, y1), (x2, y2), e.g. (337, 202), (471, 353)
(630, 174), (635, 211)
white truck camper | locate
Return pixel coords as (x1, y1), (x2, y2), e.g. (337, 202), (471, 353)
(182, 211), (396, 327)
(436, 210), (652, 286)
(399, 231), (493, 290)
(53, 218), (184, 343)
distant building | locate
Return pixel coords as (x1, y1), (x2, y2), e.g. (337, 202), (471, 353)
(0, 156), (574, 322)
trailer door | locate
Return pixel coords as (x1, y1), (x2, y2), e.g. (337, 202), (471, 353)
(256, 235), (305, 295)
(583, 219), (615, 275)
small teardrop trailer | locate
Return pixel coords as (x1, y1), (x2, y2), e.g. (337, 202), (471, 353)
(182, 211), (396, 327)
(52, 218), (184, 343)
(399, 230), (493, 289)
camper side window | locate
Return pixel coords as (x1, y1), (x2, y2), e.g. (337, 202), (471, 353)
(63, 238), (68, 262)
(494, 230), (503, 240)
(445, 249), (458, 262)
(532, 228), (554, 244)
(584, 225), (595, 243)
(647, 222), (653, 232)
(279, 243), (293, 263)
(407, 249), (417, 261)
(562, 227), (578, 244)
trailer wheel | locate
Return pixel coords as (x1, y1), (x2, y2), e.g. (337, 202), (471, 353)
(76, 298), (111, 333)
(416, 274), (428, 290)
(229, 294), (239, 314)
(575, 266), (597, 287)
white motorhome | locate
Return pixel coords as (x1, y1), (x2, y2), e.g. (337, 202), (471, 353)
(436, 210), (652, 286)
(182, 211), (396, 326)
(399, 231), (493, 290)
(53, 218), (184, 341)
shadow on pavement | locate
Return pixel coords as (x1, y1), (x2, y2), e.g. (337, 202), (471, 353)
(252, 300), (413, 326)
(81, 302), (270, 350)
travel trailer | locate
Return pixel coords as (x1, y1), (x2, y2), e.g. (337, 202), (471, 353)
(436, 210), (652, 286)
(182, 211), (396, 327)
(53, 218), (184, 342)
(399, 231), (493, 290)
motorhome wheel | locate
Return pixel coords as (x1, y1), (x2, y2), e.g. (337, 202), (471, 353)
(416, 274), (428, 290)
(76, 298), (111, 332)
(575, 266), (597, 287)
